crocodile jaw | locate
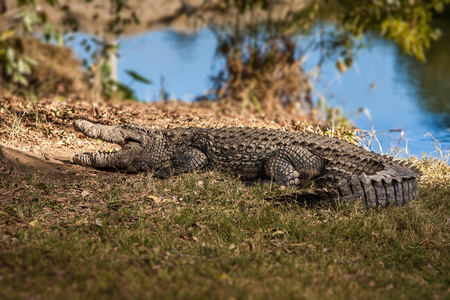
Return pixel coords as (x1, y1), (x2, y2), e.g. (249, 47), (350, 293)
(73, 120), (145, 170)
(73, 149), (133, 169)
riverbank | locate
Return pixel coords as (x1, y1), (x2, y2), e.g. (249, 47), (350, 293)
(0, 96), (449, 299)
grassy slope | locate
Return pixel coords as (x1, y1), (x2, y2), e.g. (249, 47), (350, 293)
(0, 98), (449, 299)
(0, 160), (449, 299)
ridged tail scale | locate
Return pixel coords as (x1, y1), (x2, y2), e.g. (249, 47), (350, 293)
(293, 133), (421, 207)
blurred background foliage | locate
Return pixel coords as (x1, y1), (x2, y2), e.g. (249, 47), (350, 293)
(0, 0), (448, 114)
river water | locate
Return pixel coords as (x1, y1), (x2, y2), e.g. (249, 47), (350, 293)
(72, 20), (450, 157)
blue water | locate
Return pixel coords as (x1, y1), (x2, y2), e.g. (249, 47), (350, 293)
(117, 30), (220, 101)
(302, 34), (450, 156)
(69, 24), (450, 157)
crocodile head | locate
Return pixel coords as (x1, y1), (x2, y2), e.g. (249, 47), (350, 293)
(73, 119), (149, 172)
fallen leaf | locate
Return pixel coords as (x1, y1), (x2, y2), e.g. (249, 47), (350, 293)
(214, 273), (228, 281)
(271, 230), (286, 238)
(192, 222), (207, 229)
(146, 195), (160, 202)
(248, 243), (255, 251)
(196, 180), (204, 188)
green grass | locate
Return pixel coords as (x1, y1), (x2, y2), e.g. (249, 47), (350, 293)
(1, 159), (449, 299)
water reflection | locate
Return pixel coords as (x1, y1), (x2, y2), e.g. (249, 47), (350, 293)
(396, 20), (450, 128)
(297, 20), (450, 155)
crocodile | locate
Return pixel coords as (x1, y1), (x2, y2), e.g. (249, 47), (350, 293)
(73, 119), (421, 207)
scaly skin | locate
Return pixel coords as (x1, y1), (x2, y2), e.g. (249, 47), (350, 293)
(73, 119), (421, 207)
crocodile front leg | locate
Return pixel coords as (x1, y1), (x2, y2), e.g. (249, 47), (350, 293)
(264, 147), (324, 187)
(153, 148), (208, 178)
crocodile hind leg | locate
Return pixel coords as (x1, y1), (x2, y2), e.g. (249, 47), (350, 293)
(153, 148), (207, 178)
(264, 148), (324, 187)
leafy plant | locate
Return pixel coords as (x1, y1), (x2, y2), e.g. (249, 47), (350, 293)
(0, 0), (58, 88)
(1, 0), (151, 101)
(61, 0), (151, 102)
(332, 0), (450, 62)
(102, 69), (153, 101)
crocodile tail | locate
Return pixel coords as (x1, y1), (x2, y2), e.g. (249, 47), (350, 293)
(320, 162), (421, 207)
(296, 136), (421, 207)
(273, 163), (421, 208)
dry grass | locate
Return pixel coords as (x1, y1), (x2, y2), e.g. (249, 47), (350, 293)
(213, 35), (313, 123)
(16, 38), (86, 96)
